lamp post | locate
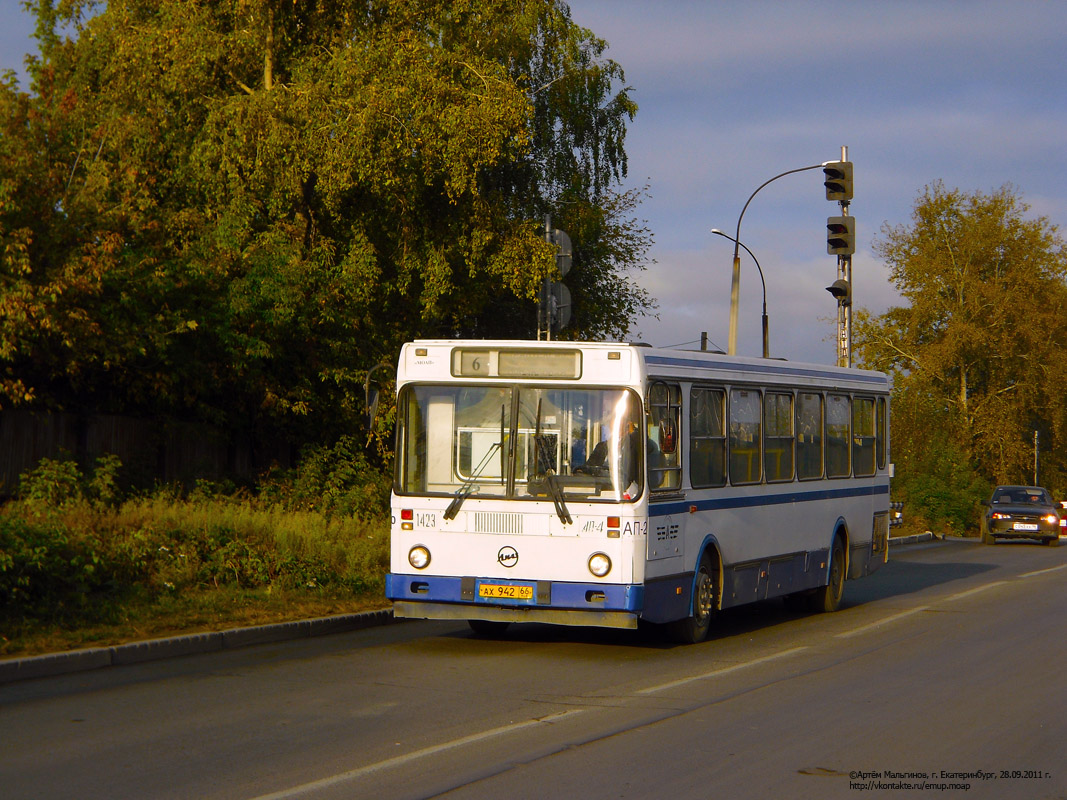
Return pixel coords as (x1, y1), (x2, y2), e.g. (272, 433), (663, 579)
(711, 229), (768, 359)
(725, 161), (830, 355)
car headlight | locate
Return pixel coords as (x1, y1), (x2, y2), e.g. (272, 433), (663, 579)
(588, 552), (611, 578)
(408, 546), (431, 570)
(991, 512), (1011, 520)
(1044, 514), (1059, 526)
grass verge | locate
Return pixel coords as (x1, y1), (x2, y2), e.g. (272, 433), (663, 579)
(1, 495), (390, 659)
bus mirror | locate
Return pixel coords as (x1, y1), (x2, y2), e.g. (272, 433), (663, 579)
(364, 385), (380, 430)
(363, 361), (390, 430)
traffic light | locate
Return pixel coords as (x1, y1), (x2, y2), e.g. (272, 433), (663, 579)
(826, 216), (856, 255)
(823, 161), (853, 202)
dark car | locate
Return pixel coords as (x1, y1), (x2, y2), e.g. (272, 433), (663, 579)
(981, 485), (1060, 546)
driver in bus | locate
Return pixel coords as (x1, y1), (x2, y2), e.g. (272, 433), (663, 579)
(577, 421), (658, 490)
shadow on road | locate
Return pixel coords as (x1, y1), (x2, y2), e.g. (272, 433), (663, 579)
(844, 553), (998, 607)
(443, 542), (1003, 650)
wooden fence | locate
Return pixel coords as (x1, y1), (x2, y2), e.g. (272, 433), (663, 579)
(0, 410), (292, 497)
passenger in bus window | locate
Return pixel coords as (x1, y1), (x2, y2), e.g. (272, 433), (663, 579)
(578, 421), (648, 487)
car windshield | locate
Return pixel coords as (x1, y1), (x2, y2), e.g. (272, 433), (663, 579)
(395, 384), (645, 502)
(993, 488), (1051, 505)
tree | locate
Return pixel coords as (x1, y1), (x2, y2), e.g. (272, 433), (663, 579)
(0, 0), (654, 448)
(854, 182), (1067, 521)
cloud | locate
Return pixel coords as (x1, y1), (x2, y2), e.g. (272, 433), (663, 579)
(565, 0), (1067, 366)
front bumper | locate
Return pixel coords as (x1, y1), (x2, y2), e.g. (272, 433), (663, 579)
(988, 523), (1058, 542)
(386, 573), (643, 629)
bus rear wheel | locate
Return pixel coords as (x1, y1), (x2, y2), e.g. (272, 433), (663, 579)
(667, 558), (716, 644)
(810, 537), (845, 613)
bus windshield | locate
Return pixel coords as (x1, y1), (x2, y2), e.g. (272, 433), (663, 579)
(396, 385), (644, 502)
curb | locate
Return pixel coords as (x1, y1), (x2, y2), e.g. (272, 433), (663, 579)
(0, 608), (395, 686)
(888, 532), (937, 546)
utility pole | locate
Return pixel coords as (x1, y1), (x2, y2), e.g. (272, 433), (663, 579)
(538, 215), (550, 341)
(538, 214), (572, 341)
(1034, 430), (1039, 485)
(725, 161), (828, 355)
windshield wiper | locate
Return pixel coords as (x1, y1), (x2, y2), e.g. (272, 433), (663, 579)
(545, 469), (572, 525)
(533, 398), (572, 525)
(444, 406), (506, 520)
(444, 443), (499, 520)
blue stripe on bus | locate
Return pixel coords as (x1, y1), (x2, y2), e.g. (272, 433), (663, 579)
(385, 573), (644, 613)
(644, 354), (889, 385)
(649, 482), (889, 517)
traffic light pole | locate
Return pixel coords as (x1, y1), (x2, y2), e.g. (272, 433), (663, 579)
(823, 146), (855, 368)
(835, 255), (852, 367)
(835, 146), (851, 368)
(539, 215), (550, 341)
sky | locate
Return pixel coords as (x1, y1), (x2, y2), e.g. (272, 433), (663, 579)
(3, 1), (1066, 365)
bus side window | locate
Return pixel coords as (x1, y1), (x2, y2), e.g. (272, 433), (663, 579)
(825, 393), (851, 478)
(852, 396), (876, 477)
(876, 396), (887, 469)
(729, 389), (762, 485)
(648, 382), (681, 491)
(690, 387), (726, 488)
(764, 391), (794, 482)
(796, 392), (823, 480)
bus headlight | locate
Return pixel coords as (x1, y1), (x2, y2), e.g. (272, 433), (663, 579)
(588, 552), (611, 578)
(408, 546), (431, 570)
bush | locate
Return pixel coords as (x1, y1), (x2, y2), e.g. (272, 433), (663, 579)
(0, 516), (141, 625)
(277, 435), (391, 519)
(18, 455), (84, 506)
(895, 439), (990, 535)
(18, 453), (126, 509)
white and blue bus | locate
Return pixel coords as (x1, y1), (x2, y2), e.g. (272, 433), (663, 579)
(385, 340), (891, 642)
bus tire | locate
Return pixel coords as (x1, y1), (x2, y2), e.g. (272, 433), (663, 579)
(667, 556), (716, 644)
(468, 619), (510, 636)
(810, 537), (845, 613)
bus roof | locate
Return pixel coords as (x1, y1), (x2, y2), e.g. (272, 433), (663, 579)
(399, 339), (890, 392)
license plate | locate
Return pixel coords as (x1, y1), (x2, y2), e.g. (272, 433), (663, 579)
(1013, 522), (1039, 531)
(479, 583), (534, 600)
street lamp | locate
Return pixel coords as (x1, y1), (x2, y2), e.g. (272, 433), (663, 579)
(712, 229), (769, 359)
(725, 161), (830, 355)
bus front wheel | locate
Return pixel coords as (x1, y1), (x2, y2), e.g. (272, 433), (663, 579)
(667, 557), (717, 644)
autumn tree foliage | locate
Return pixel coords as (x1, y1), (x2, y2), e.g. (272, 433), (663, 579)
(854, 182), (1067, 529)
(0, 0), (652, 446)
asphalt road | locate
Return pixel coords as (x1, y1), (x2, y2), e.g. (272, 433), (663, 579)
(2, 537), (1065, 800)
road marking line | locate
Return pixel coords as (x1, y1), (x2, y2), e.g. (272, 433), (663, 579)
(834, 607), (928, 638)
(943, 581), (1008, 602)
(1020, 563), (1067, 579)
(635, 646), (809, 695)
(252, 646), (811, 798)
(248, 709), (586, 800)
